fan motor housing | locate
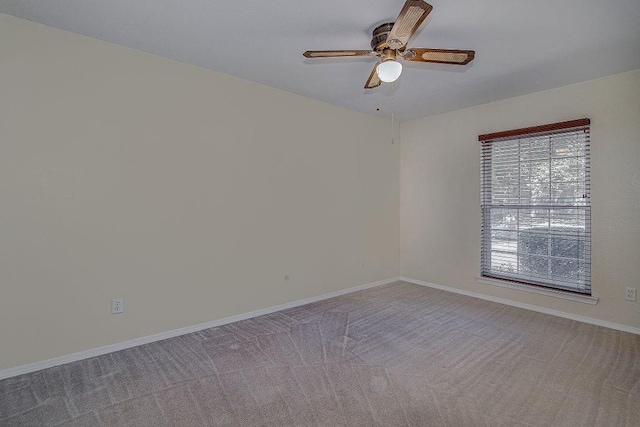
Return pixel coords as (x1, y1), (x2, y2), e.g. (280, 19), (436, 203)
(371, 22), (395, 51)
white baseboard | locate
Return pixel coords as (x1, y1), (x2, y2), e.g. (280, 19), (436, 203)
(0, 277), (400, 381)
(400, 276), (640, 335)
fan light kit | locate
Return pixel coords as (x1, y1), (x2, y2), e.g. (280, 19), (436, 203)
(377, 60), (402, 83)
(303, 1), (475, 88)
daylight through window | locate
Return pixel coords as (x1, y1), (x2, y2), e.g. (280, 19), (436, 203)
(479, 119), (591, 294)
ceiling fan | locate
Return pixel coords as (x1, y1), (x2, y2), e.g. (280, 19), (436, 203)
(303, 0), (475, 88)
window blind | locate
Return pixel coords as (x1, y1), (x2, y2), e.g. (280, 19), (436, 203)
(479, 119), (591, 294)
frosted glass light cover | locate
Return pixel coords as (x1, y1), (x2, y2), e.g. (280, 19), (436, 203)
(376, 60), (402, 83)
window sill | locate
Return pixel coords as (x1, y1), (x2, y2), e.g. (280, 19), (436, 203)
(476, 276), (599, 305)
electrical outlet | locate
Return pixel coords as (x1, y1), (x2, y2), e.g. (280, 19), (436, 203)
(112, 298), (124, 314)
(625, 288), (637, 302)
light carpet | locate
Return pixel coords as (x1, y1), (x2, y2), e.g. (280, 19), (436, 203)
(0, 281), (638, 426)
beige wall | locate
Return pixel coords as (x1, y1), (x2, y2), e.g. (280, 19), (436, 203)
(401, 69), (640, 329)
(0, 15), (400, 370)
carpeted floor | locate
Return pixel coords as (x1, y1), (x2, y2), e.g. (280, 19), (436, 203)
(1, 281), (639, 426)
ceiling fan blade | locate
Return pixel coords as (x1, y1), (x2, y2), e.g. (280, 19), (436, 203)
(303, 50), (374, 58)
(405, 48), (475, 65)
(387, 1), (433, 50)
(364, 63), (381, 89)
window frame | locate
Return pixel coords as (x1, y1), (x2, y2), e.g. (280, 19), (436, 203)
(478, 119), (592, 296)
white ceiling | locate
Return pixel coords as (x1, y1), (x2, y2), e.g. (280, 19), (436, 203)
(1, 0), (639, 122)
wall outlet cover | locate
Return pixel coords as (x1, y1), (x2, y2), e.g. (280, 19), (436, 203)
(112, 298), (124, 314)
(625, 288), (637, 302)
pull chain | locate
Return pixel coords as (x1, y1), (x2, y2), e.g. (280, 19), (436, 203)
(391, 82), (395, 144)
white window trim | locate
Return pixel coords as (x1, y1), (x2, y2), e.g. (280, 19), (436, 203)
(476, 275), (598, 305)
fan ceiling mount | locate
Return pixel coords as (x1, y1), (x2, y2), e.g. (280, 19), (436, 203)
(303, 0), (475, 88)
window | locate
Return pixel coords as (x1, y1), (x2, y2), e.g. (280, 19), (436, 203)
(479, 119), (591, 295)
